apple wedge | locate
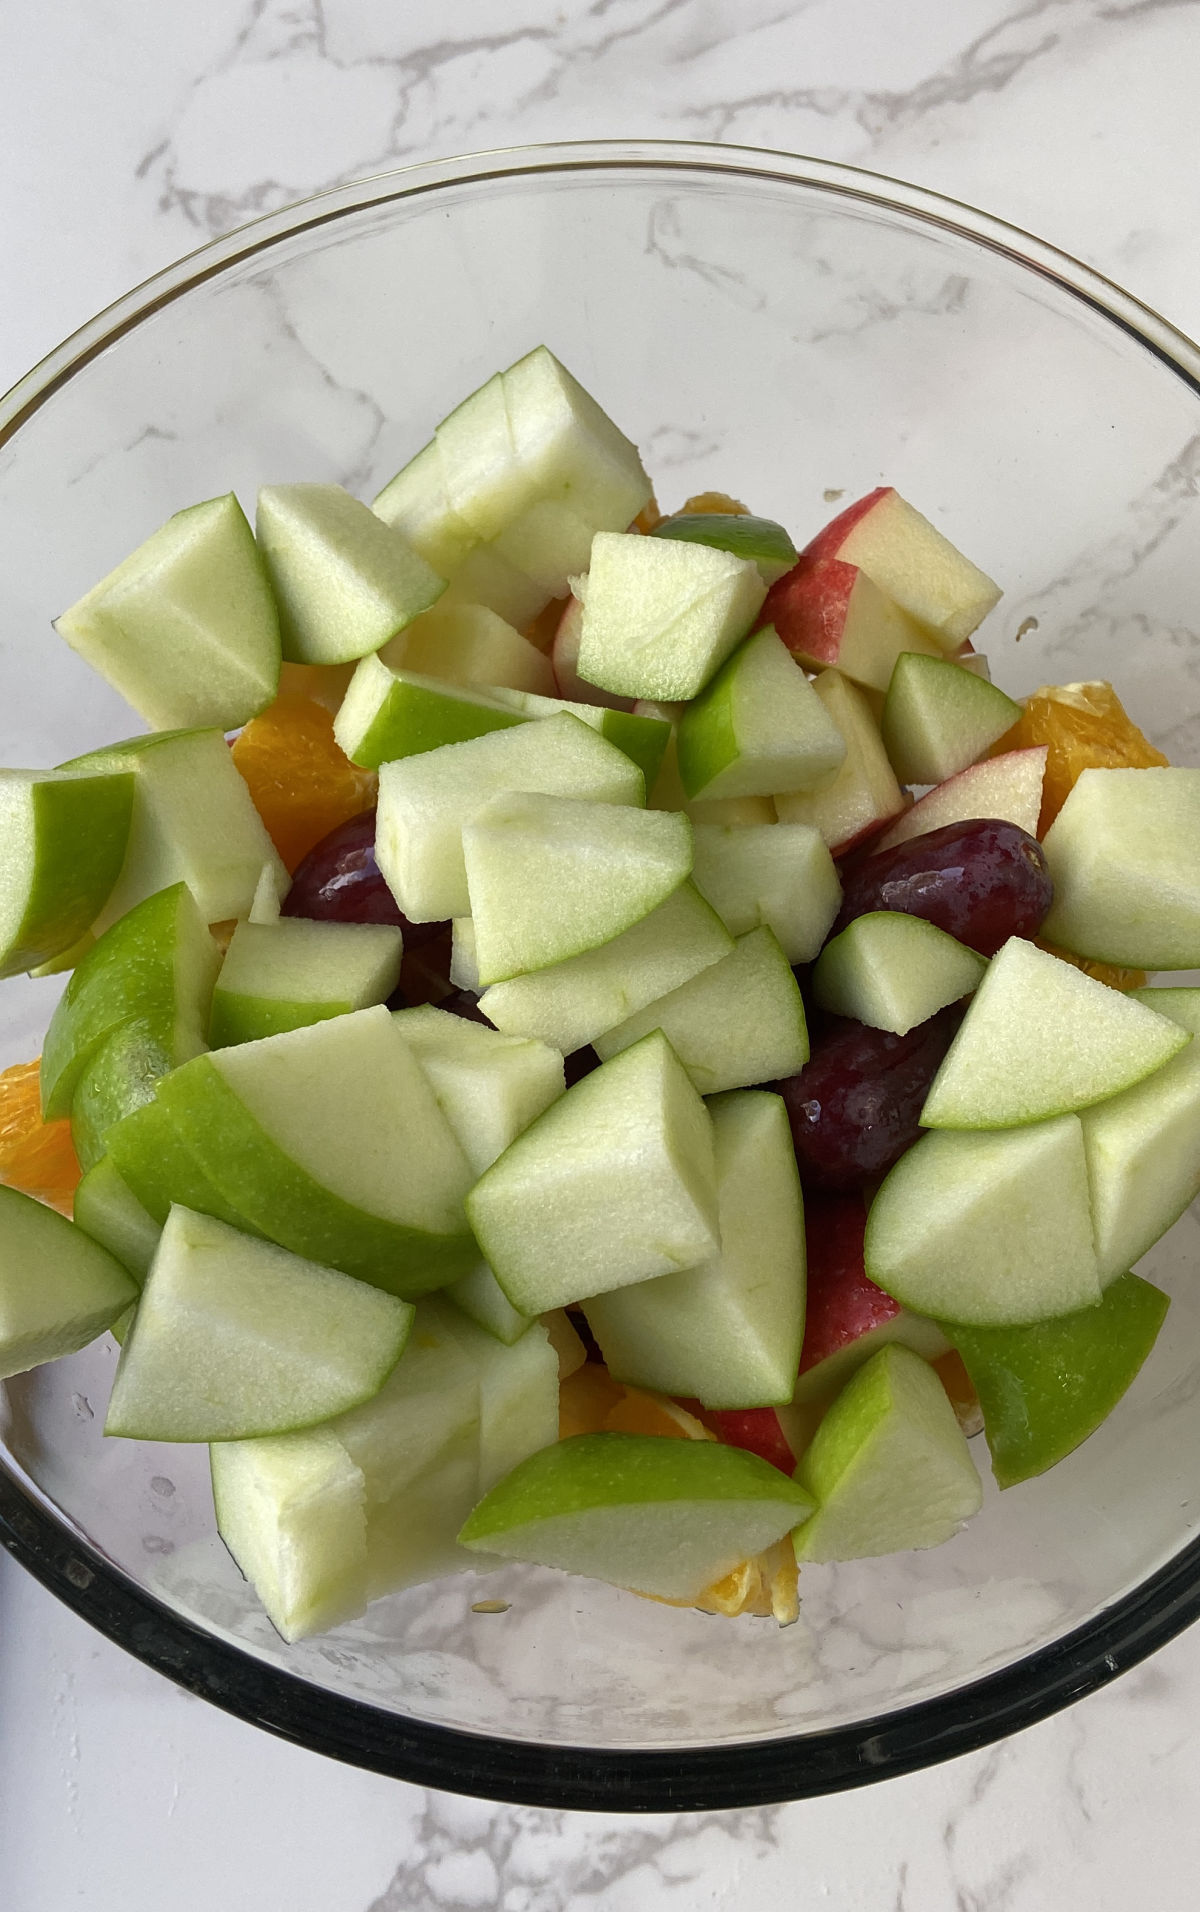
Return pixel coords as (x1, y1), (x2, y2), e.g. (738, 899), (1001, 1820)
(72, 1155), (161, 1283)
(813, 911), (986, 1036)
(390, 1002), (564, 1177)
(650, 512), (797, 585)
(381, 600), (554, 697)
(675, 626), (846, 801)
(875, 746), (1048, 853)
(551, 595), (634, 711)
(208, 917), (404, 1047)
(801, 488), (1001, 650)
(690, 820), (842, 964)
(333, 658), (524, 768)
(576, 532), (766, 701)
(1040, 767), (1200, 969)
(761, 555), (942, 691)
(70, 1013), (209, 1174)
(0, 768), (134, 978)
(881, 653), (1021, 786)
(485, 688), (671, 793)
(774, 670), (906, 855)
(0, 1183), (137, 1379)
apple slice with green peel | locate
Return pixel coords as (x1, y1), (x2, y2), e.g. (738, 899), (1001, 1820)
(211, 1428), (369, 1641)
(380, 600), (554, 696)
(492, 497), (598, 597)
(793, 1343), (981, 1562)
(1041, 767), (1200, 969)
(209, 918), (404, 1048)
(576, 532), (767, 701)
(485, 688), (671, 792)
(256, 483), (446, 666)
(53, 493), (281, 731)
(591, 927), (809, 1095)
(761, 556), (942, 692)
(105, 1205), (413, 1443)
(676, 626), (847, 802)
(1080, 988), (1200, 1284)
(553, 596), (635, 712)
(802, 488), (1002, 651)
(61, 727), (287, 932)
(691, 821), (841, 964)
(105, 1092), (247, 1231)
(479, 881), (733, 1054)
(584, 1089), (806, 1408)
(40, 881), (220, 1119)
(73, 1156), (161, 1283)
(464, 793), (693, 985)
(70, 1013), (209, 1174)
(448, 916), (479, 992)
(373, 437), (481, 576)
(881, 653), (1022, 786)
(390, 1003), (564, 1177)
(0, 1183), (137, 1379)
(813, 911), (986, 1037)
(650, 512), (797, 585)
(865, 1115), (1102, 1326)
(468, 1030), (719, 1315)
(248, 862), (286, 926)
(502, 345), (652, 532)
(920, 938), (1189, 1130)
(333, 657), (523, 769)
(774, 670), (906, 855)
(0, 769), (134, 978)
(876, 746), (1047, 854)
(157, 1006), (478, 1297)
(458, 1432), (813, 1600)
(375, 711), (645, 924)
(948, 1273), (1169, 1489)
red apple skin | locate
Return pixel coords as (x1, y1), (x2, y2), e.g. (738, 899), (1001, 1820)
(706, 1407), (797, 1476)
(762, 555), (858, 666)
(801, 487), (892, 561)
(550, 597), (634, 711)
(799, 1192), (898, 1374)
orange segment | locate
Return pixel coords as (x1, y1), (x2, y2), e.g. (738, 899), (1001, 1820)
(1035, 941), (1147, 994)
(679, 491), (749, 517)
(558, 1361), (625, 1437)
(604, 1391), (714, 1442)
(230, 693), (377, 875)
(631, 495), (664, 533)
(932, 1349), (984, 1438)
(0, 1059), (80, 1215)
(994, 680), (1168, 835)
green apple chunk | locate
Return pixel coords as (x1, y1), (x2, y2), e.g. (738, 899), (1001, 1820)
(390, 1003), (564, 1177)
(105, 1205), (412, 1443)
(41, 881), (219, 1119)
(105, 1092), (247, 1231)
(0, 770), (134, 978)
(437, 541), (547, 631)
(72, 1156), (161, 1283)
(493, 497), (599, 597)
(447, 1259), (534, 1345)
(865, 1115), (1102, 1325)
(585, 1089), (806, 1407)
(502, 346), (653, 536)
(650, 512), (798, 585)
(591, 926), (808, 1095)
(676, 626), (847, 802)
(375, 711), (644, 924)
(53, 494), (281, 731)
(256, 482), (445, 665)
(920, 938), (1189, 1130)
(948, 1273), (1169, 1489)
(0, 1183), (137, 1379)
(70, 1014), (209, 1174)
(1041, 768), (1200, 969)
(464, 793), (692, 985)
(157, 1006), (478, 1297)
(774, 670), (905, 855)
(576, 533), (767, 702)
(468, 1030), (719, 1315)
(209, 918), (404, 1048)
(333, 657), (523, 768)
(382, 601), (554, 697)
(434, 372), (538, 542)
(459, 1431), (812, 1599)
(814, 912), (986, 1037)
(486, 688), (671, 792)
(793, 1344), (981, 1563)
(1081, 988), (1200, 1283)
(211, 1428), (369, 1641)
(61, 727), (287, 931)
(478, 881), (734, 1054)
(881, 653), (1021, 786)
(691, 821), (841, 965)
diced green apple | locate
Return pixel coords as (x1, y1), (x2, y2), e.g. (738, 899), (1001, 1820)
(485, 687), (671, 792)
(105, 1091), (247, 1232)
(501, 346), (653, 535)
(876, 746), (1047, 853)
(773, 670), (906, 855)
(434, 372), (537, 541)
(881, 653), (1021, 786)
(813, 911), (986, 1036)
(53, 493), (281, 730)
(437, 541), (547, 631)
(584, 1089), (806, 1407)
(467, 1030), (719, 1315)
(685, 794), (775, 826)
(493, 497), (598, 597)
(72, 1155), (161, 1283)
(70, 1013), (208, 1174)
(675, 626), (847, 801)
(650, 512), (797, 585)
(0, 769), (134, 978)
(1040, 767), (1200, 969)
(690, 820), (842, 964)
(211, 1428), (368, 1642)
(333, 657), (523, 769)
(0, 1183), (137, 1379)
(802, 488), (1002, 651)
(446, 1259), (535, 1345)
(920, 937), (1189, 1129)
(793, 1343), (981, 1562)
(763, 556), (942, 691)
(576, 532), (767, 701)
(209, 918), (404, 1047)
(372, 436), (481, 577)
(864, 1115), (1102, 1325)
(457, 1432), (813, 1601)
(389, 1002), (565, 1177)
(380, 600), (554, 696)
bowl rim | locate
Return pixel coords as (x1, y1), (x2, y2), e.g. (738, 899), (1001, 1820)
(4, 138), (1200, 1810)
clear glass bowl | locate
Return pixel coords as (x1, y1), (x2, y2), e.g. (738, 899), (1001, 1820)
(3, 142), (1200, 1811)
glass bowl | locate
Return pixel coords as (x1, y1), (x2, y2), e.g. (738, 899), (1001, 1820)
(3, 142), (1200, 1812)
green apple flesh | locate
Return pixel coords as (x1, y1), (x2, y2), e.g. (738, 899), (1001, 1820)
(458, 1432), (813, 1600)
(212, 1428), (369, 1641)
(333, 658), (523, 769)
(576, 532), (767, 701)
(375, 710), (645, 924)
(1041, 767), (1200, 969)
(793, 1343), (981, 1562)
(650, 512), (798, 585)
(0, 770), (134, 978)
(464, 792), (692, 984)
(493, 496), (598, 596)
(446, 1259), (535, 1345)
(501, 346), (652, 537)
(920, 938), (1188, 1130)
(390, 1002), (564, 1177)
(877, 746), (1047, 853)
(948, 1273), (1169, 1487)
(467, 1030), (719, 1315)
(591, 926), (808, 1095)
(53, 493), (281, 731)
(774, 670), (905, 855)
(584, 1089), (806, 1407)
(486, 687), (671, 792)
(372, 436), (482, 576)
(381, 600), (554, 697)
(209, 918), (404, 1048)
(881, 653), (1021, 786)
(72, 1155), (161, 1283)
(434, 372), (537, 541)
(0, 1183), (137, 1379)
(690, 820), (842, 964)
(813, 911), (986, 1036)
(676, 626), (847, 801)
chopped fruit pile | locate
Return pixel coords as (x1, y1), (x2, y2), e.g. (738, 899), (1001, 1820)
(2, 344), (1198, 1651)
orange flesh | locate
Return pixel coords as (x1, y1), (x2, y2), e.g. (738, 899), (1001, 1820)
(995, 679), (1168, 835)
(230, 693), (377, 875)
(0, 1059), (80, 1215)
(678, 491), (750, 517)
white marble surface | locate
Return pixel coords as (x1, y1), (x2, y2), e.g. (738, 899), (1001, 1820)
(5, 0), (1200, 1903)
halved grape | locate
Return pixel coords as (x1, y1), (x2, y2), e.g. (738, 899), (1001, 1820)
(831, 819), (1052, 957)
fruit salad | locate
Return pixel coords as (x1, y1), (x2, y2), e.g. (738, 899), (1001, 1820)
(2, 346), (1199, 1644)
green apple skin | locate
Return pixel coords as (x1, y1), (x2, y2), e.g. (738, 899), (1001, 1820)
(1040, 767), (1200, 970)
(650, 513), (798, 585)
(333, 658), (524, 769)
(105, 1091), (252, 1232)
(72, 1155), (161, 1283)
(0, 770), (134, 979)
(457, 1431), (814, 1601)
(0, 1183), (137, 1379)
(947, 1273), (1169, 1487)
(675, 625), (846, 802)
(208, 919), (404, 1049)
(881, 652), (1021, 786)
(70, 1014), (208, 1174)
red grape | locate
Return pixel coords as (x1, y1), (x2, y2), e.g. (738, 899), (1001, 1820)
(282, 810), (447, 945)
(831, 818), (1052, 957)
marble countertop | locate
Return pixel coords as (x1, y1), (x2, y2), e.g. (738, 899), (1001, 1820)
(5, 2), (1200, 1904)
